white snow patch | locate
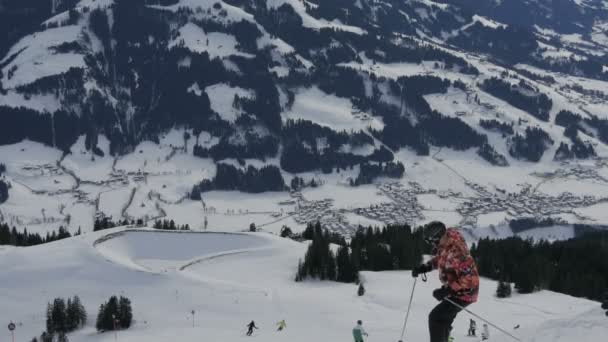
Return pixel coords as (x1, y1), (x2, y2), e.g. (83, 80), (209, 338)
(205, 84), (255, 123)
(1, 25), (86, 89)
(0, 91), (61, 112)
(284, 87), (383, 131)
(169, 23), (254, 59)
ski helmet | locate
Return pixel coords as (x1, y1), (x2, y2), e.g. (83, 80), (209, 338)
(357, 320), (362, 325)
(423, 221), (446, 247)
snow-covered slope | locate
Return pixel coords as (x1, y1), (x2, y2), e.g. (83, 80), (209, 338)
(2, 0), (608, 239)
(0, 228), (604, 342)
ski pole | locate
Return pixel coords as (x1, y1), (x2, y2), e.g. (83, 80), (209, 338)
(398, 277), (418, 342)
(445, 298), (522, 342)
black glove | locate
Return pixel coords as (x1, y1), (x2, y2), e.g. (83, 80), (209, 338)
(432, 287), (452, 301)
(412, 263), (433, 278)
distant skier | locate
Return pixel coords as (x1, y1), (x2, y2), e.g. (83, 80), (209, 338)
(352, 320), (368, 342)
(412, 221), (480, 342)
(246, 320), (258, 336)
(468, 319), (477, 336)
(481, 323), (489, 340)
(277, 319), (286, 331)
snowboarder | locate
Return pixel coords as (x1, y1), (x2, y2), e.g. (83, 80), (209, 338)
(352, 320), (368, 342)
(246, 320), (258, 336)
(468, 319), (477, 336)
(481, 324), (489, 340)
(412, 221), (480, 342)
(277, 319), (286, 331)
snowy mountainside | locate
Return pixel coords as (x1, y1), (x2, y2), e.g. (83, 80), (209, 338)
(2, 0), (608, 237)
(0, 227), (606, 342)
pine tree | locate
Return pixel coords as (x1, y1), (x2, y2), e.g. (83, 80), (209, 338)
(336, 245), (357, 283)
(46, 302), (54, 333)
(51, 298), (67, 333)
(496, 281), (512, 298)
(96, 296), (133, 332)
(326, 250), (336, 281)
(118, 296), (133, 329)
(95, 304), (106, 331)
(358, 283), (366, 296)
(66, 298), (76, 331)
(74, 295), (87, 327)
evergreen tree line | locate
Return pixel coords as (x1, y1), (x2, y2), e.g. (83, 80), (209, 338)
(448, 23), (539, 64)
(352, 161), (405, 186)
(152, 219), (190, 231)
(0, 224), (73, 247)
(508, 217), (557, 234)
(508, 127), (554, 162)
(295, 223), (426, 283)
(551, 111), (597, 160)
(191, 164), (285, 198)
(479, 119), (514, 136)
(371, 75), (490, 159)
(279, 120), (389, 175)
(96, 296), (133, 332)
(481, 78), (552, 121)
(471, 232), (608, 300)
(193, 134), (279, 161)
(46, 296), (87, 336)
(477, 142), (509, 166)
(289, 176), (321, 191)
(94, 217), (135, 231)
(556, 110), (608, 146)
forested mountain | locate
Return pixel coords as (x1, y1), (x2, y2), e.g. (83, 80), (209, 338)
(1, 0), (607, 168)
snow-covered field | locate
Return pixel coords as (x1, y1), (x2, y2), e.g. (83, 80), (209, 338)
(0, 228), (604, 342)
(3, 134), (608, 239)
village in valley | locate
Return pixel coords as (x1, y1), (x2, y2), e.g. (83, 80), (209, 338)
(283, 161), (608, 234)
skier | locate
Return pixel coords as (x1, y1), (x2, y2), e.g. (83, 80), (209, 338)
(352, 320), (368, 342)
(481, 324), (489, 340)
(468, 319), (477, 336)
(246, 320), (258, 336)
(412, 221), (480, 342)
(277, 319), (287, 331)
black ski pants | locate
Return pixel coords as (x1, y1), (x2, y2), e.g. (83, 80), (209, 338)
(429, 298), (469, 342)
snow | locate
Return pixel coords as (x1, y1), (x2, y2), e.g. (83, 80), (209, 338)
(205, 83), (255, 123)
(302, 183), (390, 210)
(0, 91), (61, 112)
(1, 25), (86, 89)
(283, 87), (384, 131)
(156, 0), (256, 25)
(472, 15), (506, 29)
(517, 225), (575, 242)
(62, 135), (114, 182)
(0, 228), (604, 342)
(343, 212), (385, 228)
(415, 0), (449, 10)
(266, 0), (367, 35)
(169, 23), (254, 59)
